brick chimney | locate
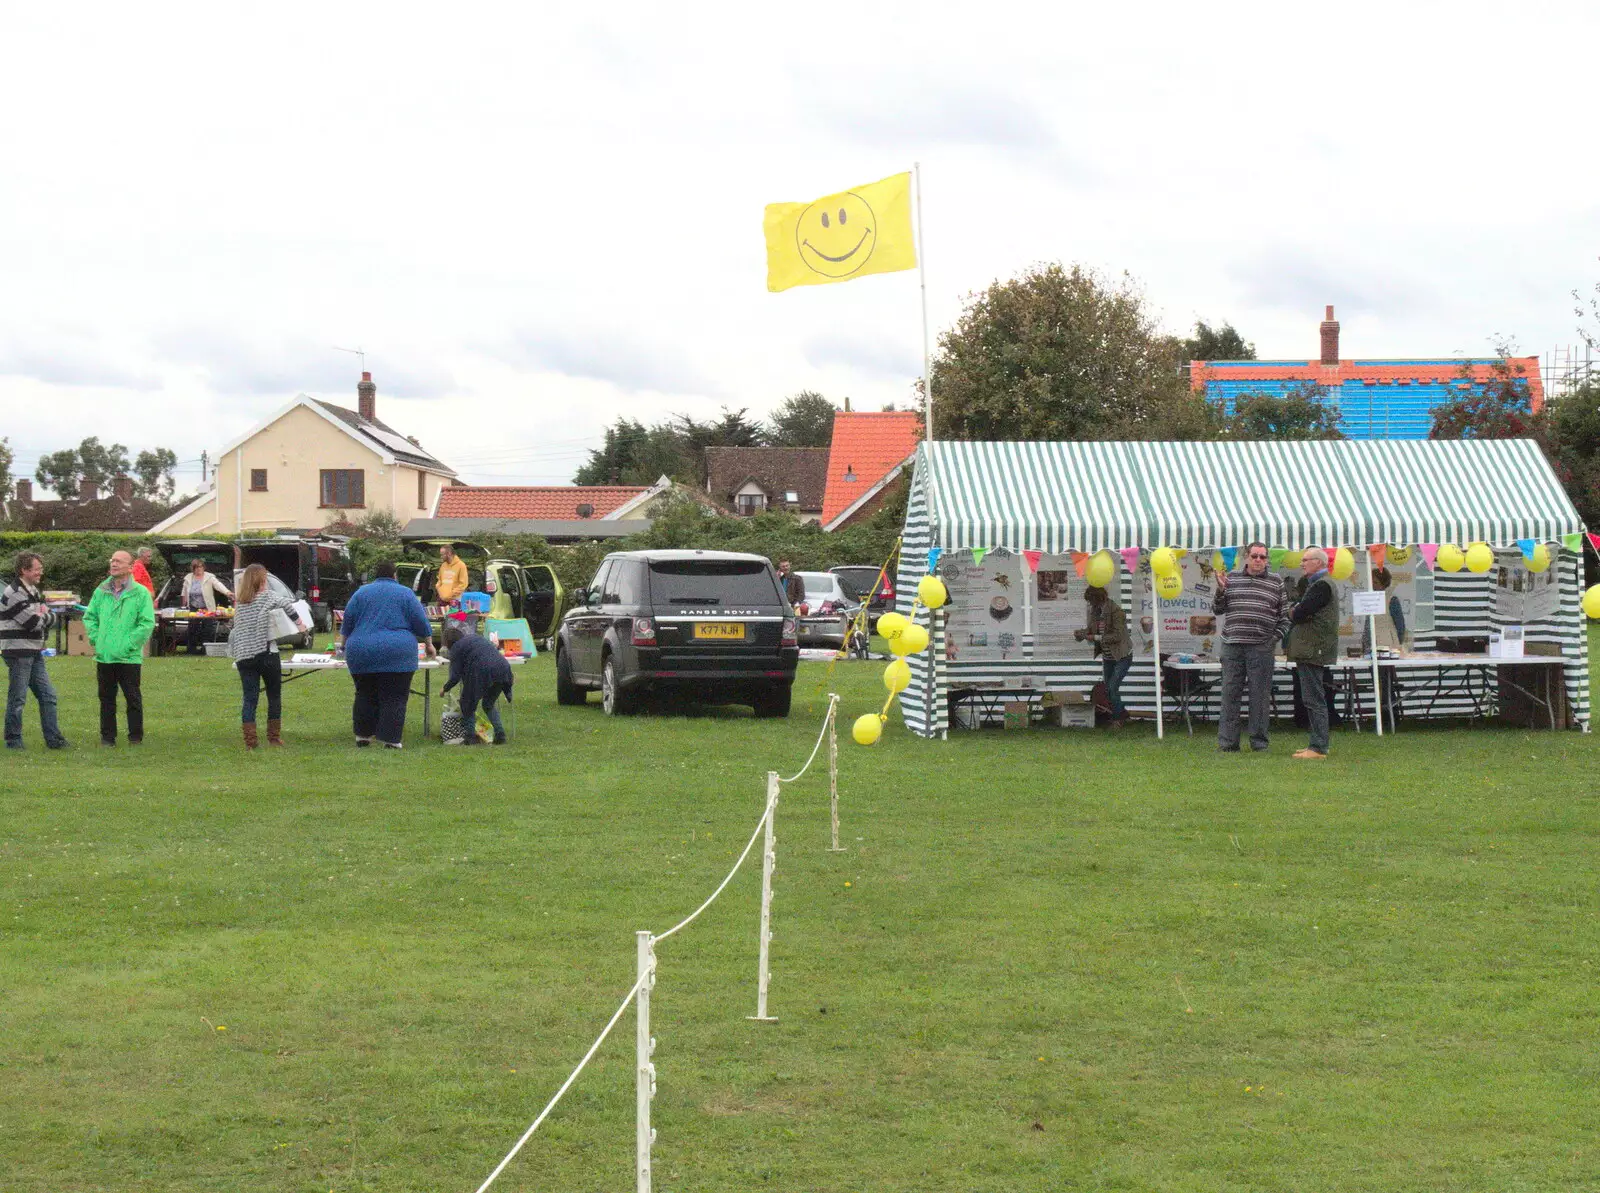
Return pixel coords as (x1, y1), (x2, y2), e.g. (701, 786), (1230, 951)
(357, 371), (377, 423)
(14, 479), (31, 504)
(113, 475), (134, 501)
(78, 477), (99, 502)
(1319, 305), (1340, 365)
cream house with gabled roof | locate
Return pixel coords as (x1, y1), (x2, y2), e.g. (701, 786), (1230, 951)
(151, 372), (458, 535)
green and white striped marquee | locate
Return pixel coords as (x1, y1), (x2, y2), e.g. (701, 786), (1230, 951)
(899, 438), (1590, 738)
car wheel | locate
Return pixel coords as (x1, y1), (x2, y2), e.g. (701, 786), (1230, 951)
(752, 685), (792, 718)
(601, 655), (637, 716)
(555, 646), (585, 706)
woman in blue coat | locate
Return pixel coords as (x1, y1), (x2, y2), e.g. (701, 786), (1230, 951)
(339, 560), (436, 748)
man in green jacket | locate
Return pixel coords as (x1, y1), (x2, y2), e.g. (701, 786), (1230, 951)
(83, 550), (156, 745)
(1286, 548), (1340, 759)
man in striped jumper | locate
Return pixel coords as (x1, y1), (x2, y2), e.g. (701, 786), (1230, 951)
(1212, 541), (1288, 752)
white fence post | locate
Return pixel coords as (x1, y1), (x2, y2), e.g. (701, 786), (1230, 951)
(636, 930), (656, 1193)
(827, 696), (845, 853)
(748, 772), (780, 1022)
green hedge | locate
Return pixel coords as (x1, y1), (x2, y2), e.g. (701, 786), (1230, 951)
(0, 533), (173, 602)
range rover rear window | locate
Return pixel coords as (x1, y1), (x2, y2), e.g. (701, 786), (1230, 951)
(648, 561), (780, 606)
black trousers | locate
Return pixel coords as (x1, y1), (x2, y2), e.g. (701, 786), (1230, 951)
(96, 662), (144, 743)
(185, 615), (213, 654)
(352, 671), (411, 745)
(237, 650), (283, 723)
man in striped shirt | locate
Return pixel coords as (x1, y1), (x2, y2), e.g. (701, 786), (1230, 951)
(1212, 541), (1289, 752)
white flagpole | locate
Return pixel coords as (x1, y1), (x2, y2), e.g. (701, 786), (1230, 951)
(914, 161), (932, 442)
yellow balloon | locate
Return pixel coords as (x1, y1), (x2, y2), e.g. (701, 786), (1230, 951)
(883, 659), (911, 692)
(1150, 547), (1178, 577)
(1330, 547), (1354, 581)
(1085, 550), (1116, 589)
(1281, 549), (1303, 571)
(852, 714), (883, 746)
(916, 575), (948, 609)
(1154, 571), (1183, 600)
(891, 622), (930, 656)
(1436, 543), (1464, 572)
(1387, 545), (1413, 565)
(1465, 542), (1493, 573)
(1584, 584), (1600, 620)
(876, 611), (908, 642)
(1526, 544), (1550, 573)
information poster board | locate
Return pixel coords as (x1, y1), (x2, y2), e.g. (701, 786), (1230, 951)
(1491, 548), (1561, 624)
(1133, 554), (1220, 658)
(937, 552), (1026, 662)
(1031, 554), (1096, 660)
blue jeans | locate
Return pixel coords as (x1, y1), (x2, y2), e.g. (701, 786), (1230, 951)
(462, 682), (508, 741)
(5, 654), (66, 747)
(1102, 655), (1131, 719)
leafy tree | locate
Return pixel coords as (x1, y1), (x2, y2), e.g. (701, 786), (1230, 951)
(1545, 378), (1600, 556)
(34, 449), (83, 498)
(1220, 382), (1343, 440)
(1429, 351), (1544, 441)
(133, 448), (178, 502)
(765, 391), (838, 447)
(0, 437), (12, 500)
(76, 437), (131, 489)
(1183, 320), (1256, 362)
(930, 263), (1199, 441)
(574, 408), (766, 487)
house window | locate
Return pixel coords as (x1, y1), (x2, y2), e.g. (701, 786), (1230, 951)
(736, 493), (766, 516)
(417, 471), (427, 509)
(320, 469), (365, 508)
(250, 469), (268, 492)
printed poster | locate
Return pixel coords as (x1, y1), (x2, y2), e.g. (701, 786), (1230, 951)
(1133, 554), (1220, 658)
(1491, 548), (1561, 624)
(1031, 554), (1097, 660)
(937, 551), (1025, 662)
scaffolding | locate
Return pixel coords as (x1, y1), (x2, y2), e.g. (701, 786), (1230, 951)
(1542, 344), (1598, 401)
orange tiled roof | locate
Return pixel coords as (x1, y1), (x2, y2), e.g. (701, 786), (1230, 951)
(821, 411), (924, 526)
(434, 485), (649, 520)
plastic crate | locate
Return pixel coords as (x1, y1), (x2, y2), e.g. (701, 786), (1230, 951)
(203, 642), (230, 658)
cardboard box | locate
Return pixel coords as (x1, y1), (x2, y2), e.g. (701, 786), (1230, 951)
(65, 620), (91, 657)
(1003, 701), (1032, 730)
(1044, 704), (1096, 729)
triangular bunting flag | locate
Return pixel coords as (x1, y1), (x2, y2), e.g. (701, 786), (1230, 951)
(1516, 538), (1537, 564)
(1368, 544), (1386, 569)
(1561, 533), (1581, 553)
(1072, 552), (1088, 579)
(927, 547), (943, 572)
(1588, 532), (1600, 554)
(1119, 547), (1141, 575)
(1022, 549), (1042, 573)
(1418, 543), (1439, 570)
(1219, 546), (1238, 572)
(970, 547), (988, 566)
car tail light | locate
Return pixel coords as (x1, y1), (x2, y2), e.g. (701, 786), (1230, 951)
(631, 617), (656, 646)
(485, 580), (497, 593)
(781, 618), (797, 647)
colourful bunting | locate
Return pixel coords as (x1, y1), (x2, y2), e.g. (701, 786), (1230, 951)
(1516, 538), (1537, 564)
(1022, 549), (1042, 573)
(1561, 533), (1582, 553)
(1418, 543), (1439, 570)
(1268, 548), (1287, 569)
(1071, 552), (1088, 579)
(927, 547), (943, 572)
(1119, 546), (1141, 575)
(1589, 533), (1600, 554)
(1368, 544), (1386, 569)
(1219, 546), (1238, 571)
(970, 548), (988, 566)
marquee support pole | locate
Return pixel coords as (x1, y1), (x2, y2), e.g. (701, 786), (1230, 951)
(1152, 582), (1165, 740)
(1364, 556), (1383, 736)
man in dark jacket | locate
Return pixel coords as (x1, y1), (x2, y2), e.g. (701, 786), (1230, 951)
(441, 623), (514, 745)
(1, 552), (68, 749)
(776, 560), (804, 609)
(1286, 548), (1340, 759)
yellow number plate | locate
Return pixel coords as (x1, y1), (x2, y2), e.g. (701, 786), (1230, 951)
(693, 622), (746, 640)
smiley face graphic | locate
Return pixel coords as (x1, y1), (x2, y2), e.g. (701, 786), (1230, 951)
(794, 191), (877, 278)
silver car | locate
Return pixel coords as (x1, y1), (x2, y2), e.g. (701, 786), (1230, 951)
(794, 572), (862, 649)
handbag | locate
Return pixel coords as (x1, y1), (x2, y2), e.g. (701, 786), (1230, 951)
(439, 693), (469, 745)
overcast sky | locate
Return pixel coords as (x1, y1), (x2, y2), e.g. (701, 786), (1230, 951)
(3, 2), (1597, 495)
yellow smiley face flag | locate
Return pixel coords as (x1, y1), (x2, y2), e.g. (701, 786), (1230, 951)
(763, 172), (916, 292)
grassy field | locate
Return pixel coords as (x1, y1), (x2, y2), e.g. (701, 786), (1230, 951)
(2, 631), (1598, 1192)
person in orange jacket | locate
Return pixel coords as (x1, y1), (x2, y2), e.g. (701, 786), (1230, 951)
(131, 546), (157, 600)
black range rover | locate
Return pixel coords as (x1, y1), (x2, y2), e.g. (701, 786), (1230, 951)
(555, 550), (799, 717)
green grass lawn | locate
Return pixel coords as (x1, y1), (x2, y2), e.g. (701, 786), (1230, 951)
(2, 631), (1598, 1192)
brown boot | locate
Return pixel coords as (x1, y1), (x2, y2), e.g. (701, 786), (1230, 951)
(243, 722), (259, 750)
(266, 719), (284, 746)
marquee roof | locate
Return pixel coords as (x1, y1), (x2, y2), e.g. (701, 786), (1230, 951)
(917, 438), (1581, 552)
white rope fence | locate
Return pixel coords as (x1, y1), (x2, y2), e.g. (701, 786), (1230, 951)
(473, 693), (845, 1193)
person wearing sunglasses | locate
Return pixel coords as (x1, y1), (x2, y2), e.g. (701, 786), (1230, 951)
(1211, 541), (1289, 752)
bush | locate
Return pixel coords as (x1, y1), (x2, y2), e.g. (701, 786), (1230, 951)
(0, 533), (171, 601)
